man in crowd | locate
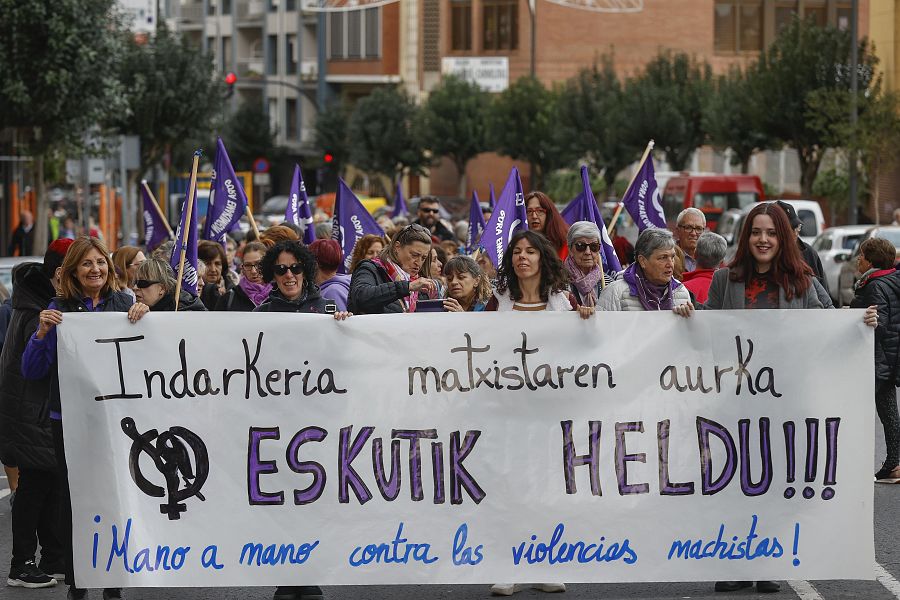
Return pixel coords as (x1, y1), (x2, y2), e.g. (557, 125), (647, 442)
(775, 200), (828, 293)
(674, 208), (706, 272)
(682, 231), (726, 304)
(8, 210), (35, 257)
(413, 196), (455, 242)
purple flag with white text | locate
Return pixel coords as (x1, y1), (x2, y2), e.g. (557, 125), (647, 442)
(561, 166), (622, 273)
(203, 138), (248, 245)
(392, 181), (408, 219)
(488, 183), (496, 209)
(466, 190), (486, 254)
(141, 181), (170, 251)
(621, 153), (666, 231)
(332, 178), (385, 273)
(481, 167), (527, 268)
(171, 177), (200, 296)
(285, 164), (316, 244)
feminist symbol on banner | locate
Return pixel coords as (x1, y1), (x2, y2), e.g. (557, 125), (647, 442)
(121, 417), (209, 520)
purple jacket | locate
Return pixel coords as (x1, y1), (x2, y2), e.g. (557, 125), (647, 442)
(318, 274), (351, 312)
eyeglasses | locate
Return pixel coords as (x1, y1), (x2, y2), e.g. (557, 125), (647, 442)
(573, 241), (601, 253)
(678, 225), (705, 234)
(242, 261), (261, 272)
(273, 263), (303, 276)
(419, 207), (440, 214)
(134, 280), (159, 289)
(526, 208), (547, 217)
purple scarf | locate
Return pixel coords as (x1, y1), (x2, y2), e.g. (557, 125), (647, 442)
(239, 276), (273, 307)
(564, 256), (603, 306)
(622, 262), (680, 311)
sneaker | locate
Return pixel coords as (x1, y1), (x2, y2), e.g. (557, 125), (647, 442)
(714, 581), (752, 592)
(38, 559), (65, 580)
(756, 581), (781, 593)
(67, 586), (87, 600)
(273, 587), (302, 600)
(490, 583), (522, 596)
(875, 464), (900, 483)
(102, 588), (123, 599)
(7, 560), (57, 588)
(297, 586), (323, 600)
(533, 583), (566, 593)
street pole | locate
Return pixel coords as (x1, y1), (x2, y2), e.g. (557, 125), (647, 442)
(529, 0), (536, 77)
(848, 0), (859, 225)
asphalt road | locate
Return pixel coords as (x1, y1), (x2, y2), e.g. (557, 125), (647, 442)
(1, 424), (898, 600)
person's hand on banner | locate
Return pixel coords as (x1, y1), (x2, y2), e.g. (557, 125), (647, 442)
(332, 311), (352, 321)
(36, 309), (63, 339)
(577, 305), (595, 319)
(127, 302), (150, 323)
(865, 305), (878, 328)
(672, 302), (694, 318)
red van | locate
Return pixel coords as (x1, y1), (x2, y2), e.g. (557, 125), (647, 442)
(661, 174), (765, 230)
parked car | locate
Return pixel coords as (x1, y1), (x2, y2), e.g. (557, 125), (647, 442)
(661, 174), (764, 231)
(836, 225), (900, 307)
(715, 209), (743, 245)
(0, 256), (43, 297)
(257, 195), (290, 226)
(723, 200), (827, 264)
(812, 225), (870, 303)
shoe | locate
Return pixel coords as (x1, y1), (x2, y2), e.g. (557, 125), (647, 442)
(67, 585), (87, 599)
(533, 583), (566, 593)
(7, 560), (57, 588)
(714, 581), (752, 592)
(490, 583), (522, 596)
(38, 559), (65, 580)
(273, 586), (302, 600)
(756, 581), (781, 593)
(875, 464), (900, 483)
(102, 588), (123, 599)
(297, 586), (323, 600)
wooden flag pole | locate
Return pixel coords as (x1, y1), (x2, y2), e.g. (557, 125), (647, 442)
(607, 140), (655, 235)
(141, 180), (175, 238)
(245, 205), (261, 240)
(174, 151), (202, 313)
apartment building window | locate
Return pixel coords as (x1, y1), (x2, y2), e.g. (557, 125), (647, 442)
(836, 2), (852, 30)
(451, 0), (472, 51)
(221, 36), (233, 71)
(266, 34), (278, 74)
(483, 0), (517, 51)
(774, 1), (797, 34)
(714, 1), (762, 53)
(286, 98), (298, 140)
(222, 0), (231, 14)
(208, 0), (217, 15)
(327, 8), (381, 59)
(287, 0), (297, 10)
(803, 1), (826, 26)
(268, 0), (279, 12)
(286, 35), (298, 73)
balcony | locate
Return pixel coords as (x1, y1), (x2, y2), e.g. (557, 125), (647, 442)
(299, 59), (317, 81)
(179, 2), (204, 24)
(300, 127), (316, 145)
(236, 57), (266, 79)
(236, 0), (265, 22)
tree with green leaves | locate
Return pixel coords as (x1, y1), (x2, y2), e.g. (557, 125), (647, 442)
(347, 86), (428, 185)
(0, 0), (125, 253)
(557, 57), (640, 194)
(621, 51), (712, 171)
(419, 75), (490, 196)
(221, 101), (279, 172)
(704, 65), (773, 173)
(488, 76), (573, 191)
(315, 101), (351, 183)
(754, 17), (877, 195)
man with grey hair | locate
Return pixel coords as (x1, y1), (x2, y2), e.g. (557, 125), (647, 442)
(682, 231), (726, 303)
(675, 207), (706, 272)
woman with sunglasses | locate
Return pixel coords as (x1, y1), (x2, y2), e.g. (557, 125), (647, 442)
(564, 221), (615, 307)
(348, 224), (439, 314)
(525, 191), (570, 259)
(215, 241), (271, 311)
(132, 258), (208, 312)
(254, 240), (350, 319)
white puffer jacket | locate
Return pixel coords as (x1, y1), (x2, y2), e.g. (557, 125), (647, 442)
(597, 278), (691, 311)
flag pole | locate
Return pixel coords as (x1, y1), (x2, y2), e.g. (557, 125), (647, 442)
(174, 150), (201, 313)
(607, 140), (655, 234)
(141, 180), (175, 238)
(245, 205), (261, 240)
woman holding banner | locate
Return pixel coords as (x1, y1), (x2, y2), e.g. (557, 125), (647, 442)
(565, 221), (614, 307)
(442, 255), (492, 312)
(525, 192), (569, 259)
(348, 224), (439, 314)
(597, 229), (691, 312)
(132, 259), (207, 312)
(215, 241), (271, 312)
(22, 237), (139, 600)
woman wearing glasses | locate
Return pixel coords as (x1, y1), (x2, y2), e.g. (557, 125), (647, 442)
(215, 241), (271, 311)
(254, 240), (350, 319)
(348, 224), (439, 314)
(132, 258), (208, 312)
(564, 221), (615, 307)
(525, 191), (570, 259)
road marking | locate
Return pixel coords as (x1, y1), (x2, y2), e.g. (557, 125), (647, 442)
(876, 563), (900, 598)
(788, 580), (824, 600)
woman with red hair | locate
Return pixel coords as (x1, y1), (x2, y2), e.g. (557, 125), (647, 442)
(525, 191), (569, 259)
(310, 238), (352, 311)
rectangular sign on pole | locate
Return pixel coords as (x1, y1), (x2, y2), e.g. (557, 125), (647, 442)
(56, 311), (874, 587)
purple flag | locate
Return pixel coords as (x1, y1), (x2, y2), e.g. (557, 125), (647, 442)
(466, 190), (485, 254)
(285, 164), (316, 244)
(481, 167), (528, 268)
(203, 138), (249, 245)
(332, 178), (385, 274)
(621, 153), (666, 231)
(561, 166), (622, 273)
(171, 174), (200, 296)
(488, 183), (496, 209)
(391, 181), (408, 218)
(141, 181), (170, 251)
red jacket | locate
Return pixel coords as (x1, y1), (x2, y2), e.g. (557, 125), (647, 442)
(681, 268), (716, 303)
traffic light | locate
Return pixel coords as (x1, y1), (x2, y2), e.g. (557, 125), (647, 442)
(224, 72), (237, 99)
(323, 153), (334, 164)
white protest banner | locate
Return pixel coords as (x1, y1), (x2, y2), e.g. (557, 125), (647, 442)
(56, 311), (874, 587)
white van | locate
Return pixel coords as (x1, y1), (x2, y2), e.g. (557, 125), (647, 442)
(769, 199), (826, 246)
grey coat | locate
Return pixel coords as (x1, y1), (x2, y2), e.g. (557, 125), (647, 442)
(702, 268), (823, 310)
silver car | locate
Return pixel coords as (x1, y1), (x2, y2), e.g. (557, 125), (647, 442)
(836, 226), (900, 307)
(0, 256), (43, 297)
(812, 225), (870, 304)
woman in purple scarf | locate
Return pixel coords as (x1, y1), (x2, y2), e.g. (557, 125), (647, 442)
(564, 221), (615, 307)
(215, 241), (272, 311)
(597, 228), (692, 312)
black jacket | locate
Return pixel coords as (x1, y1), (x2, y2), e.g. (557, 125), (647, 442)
(851, 269), (900, 383)
(200, 277), (235, 311)
(0, 263), (57, 470)
(348, 260), (412, 314)
(412, 218), (456, 242)
(800, 239), (828, 294)
(254, 287), (331, 313)
(215, 285), (257, 312)
(153, 290), (207, 312)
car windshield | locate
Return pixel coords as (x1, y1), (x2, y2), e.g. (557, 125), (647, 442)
(797, 210), (817, 238)
(693, 192), (759, 212)
(875, 229), (900, 247)
(843, 233), (864, 250)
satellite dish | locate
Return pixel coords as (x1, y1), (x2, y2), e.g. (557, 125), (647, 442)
(300, 0), (400, 12)
(543, 0), (643, 12)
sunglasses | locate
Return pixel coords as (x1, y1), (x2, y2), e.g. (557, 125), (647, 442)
(273, 263), (304, 276)
(419, 207), (440, 214)
(573, 242), (601, 253)
(134, 280), (159, 289)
